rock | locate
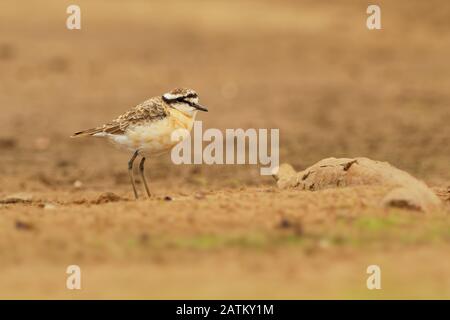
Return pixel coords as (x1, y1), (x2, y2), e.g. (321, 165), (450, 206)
(0, 137), (16, 149)
(0, 193), (33, 204)
(272, 164), (298, 189)
(43, 203), (57, 210)
(73, 180), (83, 189)
(432, 186), (450, 202)
(273, 157), (441, 212)
(94, 192), (122, 204)
(15, 220), (34, 231)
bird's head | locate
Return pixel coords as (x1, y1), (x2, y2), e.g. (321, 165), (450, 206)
(162, 88), (208, 116)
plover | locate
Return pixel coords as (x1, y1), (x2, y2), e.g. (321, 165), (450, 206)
(72, 88), (208, 199)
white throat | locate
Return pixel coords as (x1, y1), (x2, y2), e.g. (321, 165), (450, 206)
(172, 103), (197, 117)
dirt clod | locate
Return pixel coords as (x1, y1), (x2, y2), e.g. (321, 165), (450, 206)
(0, 138), (16, 149)
(15, 220), (34, 231)
(0, 193), (33, 204)
(94, 192), (123, 204)
(73, 180), (83, 189)
(273, 157), (441, 212)
(43, 203), (57, 210)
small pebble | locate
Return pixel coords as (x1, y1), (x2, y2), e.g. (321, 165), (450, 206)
(0, 193), (33, 204)
(278, 218), (292, 229)
(73, 180), (83, 189)
(44, 203), (57, 210)
(95, 192), (122, 204)
(15, 220), (34, 231)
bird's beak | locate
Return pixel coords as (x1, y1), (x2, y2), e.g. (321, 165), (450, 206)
(194, 103), (208, 112)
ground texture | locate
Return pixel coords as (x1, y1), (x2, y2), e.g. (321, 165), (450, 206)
(0, 0), (449, 298)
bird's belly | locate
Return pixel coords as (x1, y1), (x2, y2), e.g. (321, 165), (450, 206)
(108, 117), (193, 156)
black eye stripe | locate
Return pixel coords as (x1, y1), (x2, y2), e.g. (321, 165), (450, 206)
(164, 94), (197, 103)
(163, 96), (196, 107)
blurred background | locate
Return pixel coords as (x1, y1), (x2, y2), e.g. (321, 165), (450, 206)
(0, 0), (449, 299)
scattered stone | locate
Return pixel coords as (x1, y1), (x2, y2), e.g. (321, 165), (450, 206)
(15, 220), (34, 231)
(277, 218), (292, 229)
(0, 193), (33, 204)
(273, 157), (441, 212)
(164, 196), (173, 201)
(73, 180), (83, 189)
(0, 137), (16, 149)
(73, 199), (89, 205)
(277, 218), (303, 235)
(56, 159), (71, 167)
(194, 192), (206, 200)
(43, 203), (57, 210)
(273, 164), (297, 189)
(432, 186), (450, 202)
(94, 192), (122, 204)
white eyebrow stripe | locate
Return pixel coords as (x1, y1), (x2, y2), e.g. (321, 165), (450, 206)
(163, 93), (183, 100)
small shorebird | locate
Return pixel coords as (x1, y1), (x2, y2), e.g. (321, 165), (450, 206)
(72, 88), (208, 199)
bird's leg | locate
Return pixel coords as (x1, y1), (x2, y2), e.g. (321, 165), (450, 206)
(128, 150), (139, 199)
(139, 156), (151, 198)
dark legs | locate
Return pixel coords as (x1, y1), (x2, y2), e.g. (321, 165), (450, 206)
(128, 150), (151, 199)
(139, 157), (151, 198)
(128, 150), (139, 199)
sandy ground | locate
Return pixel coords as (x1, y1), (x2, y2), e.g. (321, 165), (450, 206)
(0, 0), (449, 299)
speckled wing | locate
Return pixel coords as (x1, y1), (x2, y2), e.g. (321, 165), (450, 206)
(72, 97), (169, 137)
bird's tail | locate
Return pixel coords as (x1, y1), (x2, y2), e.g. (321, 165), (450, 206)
(71, 127), (104, 138)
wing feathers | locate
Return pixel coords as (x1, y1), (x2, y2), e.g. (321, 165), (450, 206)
(71, 97), (169, 138)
